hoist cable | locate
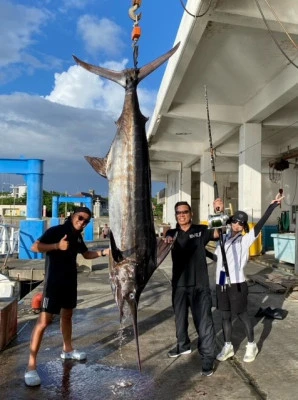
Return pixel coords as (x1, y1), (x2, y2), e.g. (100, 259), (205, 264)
(254, 0), (298, 69)
(263, 0), (298, 49)
(179, 0), (213, 19)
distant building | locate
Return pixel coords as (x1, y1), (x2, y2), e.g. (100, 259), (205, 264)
(0, 205), (26, 217)
(11, 185), (27, 198)
(0, 185), (27, 217)
(71, 190), (109, 216)
(157, 188), (166, 205)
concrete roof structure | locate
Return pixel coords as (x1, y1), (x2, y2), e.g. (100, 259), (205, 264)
(148, 0), (298, 182)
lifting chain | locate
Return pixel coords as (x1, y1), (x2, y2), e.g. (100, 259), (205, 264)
(129, 0), (142, 69)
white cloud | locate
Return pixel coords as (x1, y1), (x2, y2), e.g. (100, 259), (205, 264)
(45, 65), (103, 109)
(0, 61), (158, 193)
(45, 60), (157, 119)
(77, 15), (126, 57)
(45, 64), (124, 119)
(0, 93), (114, 158)
(0, 93), (115, 193)
(0, 2), (158, 193)
(0, 1), (50, 68)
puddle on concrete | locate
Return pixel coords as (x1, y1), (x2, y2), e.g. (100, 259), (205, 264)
(37, 360), (156, 400)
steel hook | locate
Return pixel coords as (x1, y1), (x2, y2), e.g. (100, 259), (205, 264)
(129, 3), (142, 22)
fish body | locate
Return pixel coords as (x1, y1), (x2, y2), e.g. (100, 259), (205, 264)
(73, 43), (179, 370)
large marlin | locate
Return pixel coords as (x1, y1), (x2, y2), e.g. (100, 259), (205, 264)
(73, 43), (179, 370)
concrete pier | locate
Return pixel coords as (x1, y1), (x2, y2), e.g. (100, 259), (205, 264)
(0, 250), (297, 399)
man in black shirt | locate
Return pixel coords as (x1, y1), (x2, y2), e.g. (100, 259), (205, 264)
(24, 207), (109, 387)
(165, 200), (222, 376)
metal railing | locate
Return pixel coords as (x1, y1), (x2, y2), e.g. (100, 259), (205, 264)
(0, 223), (19, 256)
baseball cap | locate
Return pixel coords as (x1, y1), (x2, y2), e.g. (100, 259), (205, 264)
(232, 210), (248, 223)
(73, 206), (92, 217)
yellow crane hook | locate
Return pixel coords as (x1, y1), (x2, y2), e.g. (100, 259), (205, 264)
(129, 0), (142, 22)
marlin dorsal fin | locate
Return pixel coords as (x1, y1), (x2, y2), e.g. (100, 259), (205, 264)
(84, 156), (107, 178)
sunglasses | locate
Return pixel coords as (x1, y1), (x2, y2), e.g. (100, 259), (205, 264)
(231, 219), (244, 227)
(175, 210), (190, 216)
(77, 215), (90, 224)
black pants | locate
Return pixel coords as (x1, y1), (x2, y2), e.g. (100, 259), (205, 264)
(172, 286), (215, 369)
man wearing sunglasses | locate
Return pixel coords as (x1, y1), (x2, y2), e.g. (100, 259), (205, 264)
(215, 194), (283, 365)
(25, 207), (109, 387)
(164, 199), (223, 377)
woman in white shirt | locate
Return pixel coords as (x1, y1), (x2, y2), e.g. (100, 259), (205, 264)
(215, 195), (283, 363)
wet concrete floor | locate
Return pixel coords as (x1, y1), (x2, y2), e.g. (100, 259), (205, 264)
(0, 252), (297, 399)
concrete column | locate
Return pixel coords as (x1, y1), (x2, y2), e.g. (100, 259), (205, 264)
(26, 159), (44, 219)
(200, 151), (215, 222)
(94, 198), (100, 218)
(51, 196), (60, 227)
(19, 219), (46, 259)
(180, 167), (191, 204)
(165, 171), (180, 226)
(19, 159), (45, 260)
(295, 212), (298, 275)
(84, 197), (93, 241)
(52, 196), (59, 218)
(239, 123), (262, 221)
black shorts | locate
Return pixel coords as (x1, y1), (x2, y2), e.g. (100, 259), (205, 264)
(42, 282), (77, 314)
(216, 282), (248, 314)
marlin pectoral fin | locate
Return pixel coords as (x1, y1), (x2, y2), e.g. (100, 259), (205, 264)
(85, 156), (107, 178)
(110, 231), (124, 263)
(156, 232), (177, 267)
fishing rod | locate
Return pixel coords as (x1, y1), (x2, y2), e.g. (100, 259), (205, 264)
(204, 85), (231, 287)
(205, 86), (218, 202)
(204, 85), (229, 228)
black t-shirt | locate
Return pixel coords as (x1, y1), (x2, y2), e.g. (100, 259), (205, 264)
(39, 219), (88, 287)
(167, 224), (215, 288)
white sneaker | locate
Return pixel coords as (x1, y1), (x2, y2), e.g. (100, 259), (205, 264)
(61, 349), (87, 360)
(243, 342), (258, 362)
(24, 369), (41, 386)
(216, 343), (234, 361)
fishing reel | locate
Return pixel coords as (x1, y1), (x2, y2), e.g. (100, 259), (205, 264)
(207, 213), (230, 229)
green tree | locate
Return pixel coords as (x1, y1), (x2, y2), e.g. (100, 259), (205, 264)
(42, 190), (59, 216)
(42, 191), (75, 216)
(152, 197), (163, 220)
(0, 190), (77, 216)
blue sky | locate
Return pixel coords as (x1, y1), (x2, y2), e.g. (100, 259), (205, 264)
(0, 0), (183, 196)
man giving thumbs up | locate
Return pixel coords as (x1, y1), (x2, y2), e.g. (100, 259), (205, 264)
(25, 207), (109, 387)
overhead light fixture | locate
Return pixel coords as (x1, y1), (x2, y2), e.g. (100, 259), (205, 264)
(175, 132), (192, 136)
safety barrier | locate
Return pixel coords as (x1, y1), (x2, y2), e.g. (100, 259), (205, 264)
(0, 223), (19, 256)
